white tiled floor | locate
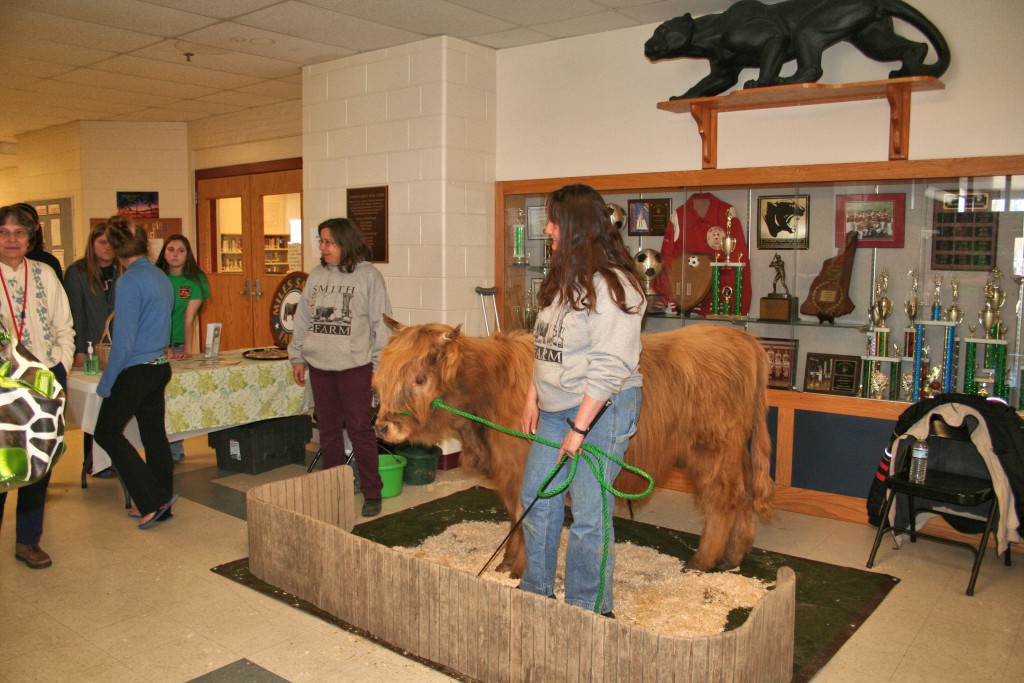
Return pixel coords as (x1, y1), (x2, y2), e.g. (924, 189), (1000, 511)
(1, 427), (1021, 682)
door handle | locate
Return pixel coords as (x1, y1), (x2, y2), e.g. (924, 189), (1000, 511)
(254, 278), (263, 301)
(240, 278), (251, 300)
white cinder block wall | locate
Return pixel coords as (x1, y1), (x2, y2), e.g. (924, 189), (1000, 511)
(302, 36), (496, 335)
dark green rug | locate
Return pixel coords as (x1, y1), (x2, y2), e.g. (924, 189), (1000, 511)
(214, 486), (898, 683)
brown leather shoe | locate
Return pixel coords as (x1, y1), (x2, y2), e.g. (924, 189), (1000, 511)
(15, 543), (52, 569)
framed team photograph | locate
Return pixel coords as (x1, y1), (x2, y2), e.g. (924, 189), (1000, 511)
(759, 337), (798, 390)
(835, 193), (905, 248)
(803, 352), (861, 396)
(756, 195), (809, 249)
(627, 198), (671, 236)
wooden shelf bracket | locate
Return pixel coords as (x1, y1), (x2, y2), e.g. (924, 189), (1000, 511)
(659, 77), (945, 169)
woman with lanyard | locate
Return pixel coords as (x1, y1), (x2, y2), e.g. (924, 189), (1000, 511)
(518, 184), (646, 617)
(93, 216), (176, 529)
(0, 205), (75, 569)
(64, 221), (119, 478)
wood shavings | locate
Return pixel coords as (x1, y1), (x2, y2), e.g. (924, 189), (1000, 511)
(395, 521), (768, 637)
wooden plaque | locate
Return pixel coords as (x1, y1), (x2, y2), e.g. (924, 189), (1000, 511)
(669, 252), (713, 312)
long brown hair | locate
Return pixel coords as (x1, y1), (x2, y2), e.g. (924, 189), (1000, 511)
(155, 234), (208, 297)
(536, 184), (643, 313)
(75, 222), (115, 293)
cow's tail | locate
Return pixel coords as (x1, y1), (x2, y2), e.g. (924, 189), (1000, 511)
(748, 342), (775, 520)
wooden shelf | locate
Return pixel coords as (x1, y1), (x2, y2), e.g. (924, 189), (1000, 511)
(658, 76), (945, 169)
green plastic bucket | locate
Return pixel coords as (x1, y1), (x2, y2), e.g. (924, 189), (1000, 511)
(378, 454), (406, 498)
(400, 444), (442, 485)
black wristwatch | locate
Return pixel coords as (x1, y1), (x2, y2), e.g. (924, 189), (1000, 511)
(566, 418), (589, 435)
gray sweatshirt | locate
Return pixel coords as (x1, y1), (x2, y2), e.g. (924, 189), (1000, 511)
(288, 261), (392, 372)
(532, 271), (645, 412)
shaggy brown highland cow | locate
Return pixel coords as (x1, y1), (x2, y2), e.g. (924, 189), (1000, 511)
(374, 318), (774, 577)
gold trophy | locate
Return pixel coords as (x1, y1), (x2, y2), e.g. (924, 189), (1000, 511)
(904, 268), (920, 324)
(869, 270), (892, 328)
(946, 276), (963, 325)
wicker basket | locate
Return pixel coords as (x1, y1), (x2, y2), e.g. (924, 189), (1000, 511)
(97, 313), (113, 370)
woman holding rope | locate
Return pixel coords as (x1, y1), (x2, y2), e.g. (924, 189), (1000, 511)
(519, 184), (646, 617)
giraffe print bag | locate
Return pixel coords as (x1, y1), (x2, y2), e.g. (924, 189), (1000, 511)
(0, 332), (66, 492)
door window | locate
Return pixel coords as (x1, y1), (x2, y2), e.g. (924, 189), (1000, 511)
(215, 196), (243, 274)
(262, 192), (302, 276)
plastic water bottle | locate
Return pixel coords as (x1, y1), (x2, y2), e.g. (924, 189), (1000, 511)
(84, 342), (100, 376)
(909, 438), (928, 484)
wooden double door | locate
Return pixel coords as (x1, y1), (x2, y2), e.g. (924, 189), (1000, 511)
(196, 164), (303, 351)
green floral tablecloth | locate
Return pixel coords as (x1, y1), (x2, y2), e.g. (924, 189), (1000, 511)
(162, 354), (308, 434)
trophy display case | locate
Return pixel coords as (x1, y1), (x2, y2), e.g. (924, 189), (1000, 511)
(496, 156), (1024, 524)
(497, 157), (1024, 405)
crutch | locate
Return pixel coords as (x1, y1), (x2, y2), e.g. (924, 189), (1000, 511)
(475, 286), (500, 335)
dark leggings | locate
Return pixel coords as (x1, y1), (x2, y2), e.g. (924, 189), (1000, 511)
(94, 363), (173, 515)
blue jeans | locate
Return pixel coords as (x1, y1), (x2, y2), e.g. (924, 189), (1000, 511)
(518, 387), (641, 613)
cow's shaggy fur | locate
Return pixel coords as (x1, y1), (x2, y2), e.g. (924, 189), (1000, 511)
(374, 321), (774, 577)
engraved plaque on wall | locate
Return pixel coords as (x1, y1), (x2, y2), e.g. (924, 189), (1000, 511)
(346, 186), (388, 263)
(931, 191), (998, 271)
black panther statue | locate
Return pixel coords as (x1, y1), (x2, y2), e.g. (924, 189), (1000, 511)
(645, 0), (950, 100)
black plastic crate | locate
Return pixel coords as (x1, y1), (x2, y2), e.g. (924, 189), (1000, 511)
(209, 415), (312, 474)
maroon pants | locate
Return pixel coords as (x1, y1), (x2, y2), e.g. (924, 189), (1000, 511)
(308, 363), (382, 500)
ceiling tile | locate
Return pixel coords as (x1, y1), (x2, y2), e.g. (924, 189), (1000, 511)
(533, 10), (638, 39)
(0, 55), (75, 80)
(91, 55), (265, 90)
(56, 68), (218, 99)
(303, 0), (513, 37)
(143, 0), (282, 20)
(161, 99), (249, 116)
(31, 80), (183, 109)
(178, 21), (356, 64)
(197, 91), (287, 108)
(112, 107), (212, 122)
(0, 3), (163, 51)
(238, 1), (423, 51)
(7, 0), (219, 36)
(235, 79), (304, 100)
(470, 27), (555, 50)
(135, 40), (302, 80)
(449, 0), (605, 26)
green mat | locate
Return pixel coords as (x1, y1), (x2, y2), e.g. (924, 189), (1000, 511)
(214, 486), (898, 683)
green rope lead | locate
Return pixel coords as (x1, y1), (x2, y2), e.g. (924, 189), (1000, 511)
(425, 397), (655, 612)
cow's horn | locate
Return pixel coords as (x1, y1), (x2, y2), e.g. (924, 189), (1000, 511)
(443, 324), (463, 342)
(383, 314), (406, 332)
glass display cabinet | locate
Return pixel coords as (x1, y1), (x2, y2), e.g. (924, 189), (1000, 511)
(496, 155), (1024, 524)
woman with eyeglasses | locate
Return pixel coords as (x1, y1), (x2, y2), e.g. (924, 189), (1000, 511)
(0, 205), (75, 569)
(288, 218), (393, 518)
